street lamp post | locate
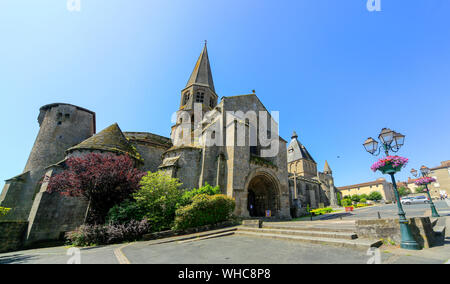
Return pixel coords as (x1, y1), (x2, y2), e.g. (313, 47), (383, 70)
(411, 167), (440, 217)
(363, 128), (421, 250)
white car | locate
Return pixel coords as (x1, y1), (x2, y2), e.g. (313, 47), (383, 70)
(401, 196), (430, 205)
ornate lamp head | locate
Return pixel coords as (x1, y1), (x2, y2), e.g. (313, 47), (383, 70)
(378, 128), (395, 146)
(363, 137), (379, 155)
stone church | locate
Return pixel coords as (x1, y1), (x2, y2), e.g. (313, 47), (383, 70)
(0, 44), (337, 246)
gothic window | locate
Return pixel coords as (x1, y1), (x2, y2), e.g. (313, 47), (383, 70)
(196, 92), (204, 103)
(209, 98), (215, 108)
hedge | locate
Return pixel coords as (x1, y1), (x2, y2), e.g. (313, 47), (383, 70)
(173, 194), (235, 230)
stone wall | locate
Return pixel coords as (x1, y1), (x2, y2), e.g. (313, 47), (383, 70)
(356, 217), (436, 249)
(0, 221), (28, 253)
(25, 167), (89, 246)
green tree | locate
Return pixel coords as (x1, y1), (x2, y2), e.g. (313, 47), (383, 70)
(368, 191), (383, 201)
(342, 198), (353, 207)
(351, 194), (360, 203)
(360, 194), (369, 200)
(415, 186), (426, 194)
(133, 171), (183, 231)
(397, 187), (411, 197)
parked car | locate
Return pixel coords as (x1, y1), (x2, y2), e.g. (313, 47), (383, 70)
(401, 196), (430, 205)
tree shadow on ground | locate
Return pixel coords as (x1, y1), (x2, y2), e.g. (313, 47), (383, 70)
(0, 254), (36, 264)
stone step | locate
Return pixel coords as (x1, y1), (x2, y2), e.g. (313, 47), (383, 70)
(144, 227), (238, 246)
(235, 230), (382, 250)
(262, 224), (356, 233)
(238, 227), (357, 240)
(177, 231), (236, 244)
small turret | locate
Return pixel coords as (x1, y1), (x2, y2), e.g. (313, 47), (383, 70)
(324, 160), (332, 176)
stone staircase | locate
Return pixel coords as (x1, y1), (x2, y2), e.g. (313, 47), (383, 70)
(235, 220), (382, 250)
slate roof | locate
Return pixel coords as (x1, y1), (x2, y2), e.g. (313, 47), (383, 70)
(67, 123), (141, 161)
(185, 43), (216, 92)
(287, 131), (316, 164)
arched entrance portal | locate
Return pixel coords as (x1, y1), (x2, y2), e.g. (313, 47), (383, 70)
(247, 174), (280, 217)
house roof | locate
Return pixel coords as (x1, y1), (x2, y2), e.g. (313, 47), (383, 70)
(337, 179), (388, 190)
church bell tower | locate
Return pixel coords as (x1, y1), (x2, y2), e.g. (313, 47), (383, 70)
(171, 42), (218, 146)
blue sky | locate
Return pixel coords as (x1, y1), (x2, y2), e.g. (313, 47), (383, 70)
(0, 0), (449, 187)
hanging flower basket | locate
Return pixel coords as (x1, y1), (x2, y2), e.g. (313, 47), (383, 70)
(371, 156), (408, 175)
(414, 177), (436, 186)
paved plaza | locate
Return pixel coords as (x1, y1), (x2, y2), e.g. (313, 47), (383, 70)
(1, 202), (449, 264)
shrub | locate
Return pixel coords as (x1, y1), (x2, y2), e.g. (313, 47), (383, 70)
(107, 200), (145, 225)
(368, 191), (383, 201)
(133, 171), (183, 231)
(415, 186), (426, 194)
(351, 194), (360, 203)
(310, 207), (334, 215)
(66, 219), (151, 246)
(360, 198), (367, 203)
(397, 187), (411, 197)
(342, 198), (353, 207)
(0, 207), (11, 217)
(174, 194), (235, 230)
(179, 182), (221, 207)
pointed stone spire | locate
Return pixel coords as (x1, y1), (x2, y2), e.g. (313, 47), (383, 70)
(186, 42), (215, 93)
(287, 130), (316, 164)
(324, 160), (332, 175)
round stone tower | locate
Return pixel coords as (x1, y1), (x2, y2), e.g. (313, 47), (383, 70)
(0, 103), (96, 221)
(24, 103), (96, 173)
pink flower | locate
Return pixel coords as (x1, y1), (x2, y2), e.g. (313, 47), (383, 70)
(414, 177), (436, 186)
(370, 156), (408, 172)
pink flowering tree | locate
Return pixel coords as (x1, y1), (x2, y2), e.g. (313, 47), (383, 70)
(47, 153), (146, 224)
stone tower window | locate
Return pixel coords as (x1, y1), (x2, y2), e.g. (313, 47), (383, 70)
(196, 92), (204, 103)
(183, 92), (190, 105)
(57, 112), (63, 125)
(209, 98), (215, 108)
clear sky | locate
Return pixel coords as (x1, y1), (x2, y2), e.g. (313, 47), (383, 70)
(0, 0), (449, 187)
